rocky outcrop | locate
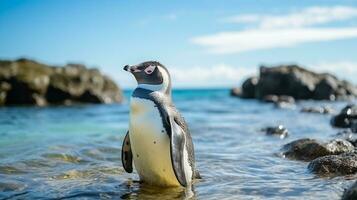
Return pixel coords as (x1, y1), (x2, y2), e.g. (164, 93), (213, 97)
(331, 104), (357, 128)
(231, 64), (357, 101)
(281, 138), (354, 161)
(0, 58), (123, 106)
(308, 153), (357, 176)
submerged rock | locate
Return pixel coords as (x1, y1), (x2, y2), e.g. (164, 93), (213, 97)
(262, 125), (289, 138)
(262, 95), (295, 104)
(232, 64), (357, 100)
(0, 58), (123, 106)
(281, 138), (354, 161)
(308, 153), (357, 176)
(331, 104), (357, 128)
(342, 181), (357, 200)
(301, 106), (334, 114)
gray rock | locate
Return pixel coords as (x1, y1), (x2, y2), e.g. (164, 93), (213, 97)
(262, 125), (289, 138)
(308, 153), (357, 176)
(281, 138), (354, 161)
(0, 58), (123, 106)
(342, 181), (357, 200)
(256, 65), (318, 99)
(331, 104), (357, 128)
(232, 64), (357, 101)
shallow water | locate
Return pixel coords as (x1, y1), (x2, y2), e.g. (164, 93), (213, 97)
(0, 89), (356, 199)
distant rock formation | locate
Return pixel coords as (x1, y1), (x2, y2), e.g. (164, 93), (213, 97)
(0, 58), (123, 106)
(231, 64), (357, 101)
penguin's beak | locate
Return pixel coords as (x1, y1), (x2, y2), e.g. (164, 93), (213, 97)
(123, 65), (141, 73)
(123, 65), (130, 71)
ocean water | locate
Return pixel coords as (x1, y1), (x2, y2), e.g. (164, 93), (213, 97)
(0, 89), (356, 200)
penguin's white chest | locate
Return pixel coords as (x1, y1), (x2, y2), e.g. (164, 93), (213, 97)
(129, 97), (179, 186)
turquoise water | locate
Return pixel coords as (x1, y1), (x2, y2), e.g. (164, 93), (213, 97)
(0, 89), (355, 199)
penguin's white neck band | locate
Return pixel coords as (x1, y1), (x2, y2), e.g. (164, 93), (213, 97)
(137, 83), (163, 92)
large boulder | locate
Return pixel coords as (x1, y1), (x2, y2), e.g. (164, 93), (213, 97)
(281, 138), (354, 161)
(256, 65), (318, 99)
(0, 58), (123, 106)
(232, 64), (357, 101)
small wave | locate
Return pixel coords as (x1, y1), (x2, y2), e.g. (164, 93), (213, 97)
(41, 153), (89, 164)
(0, 165), (27, 175)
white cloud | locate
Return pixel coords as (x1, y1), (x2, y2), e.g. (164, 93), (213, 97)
(193, 6), (357, 54)
(170, 64), (256, 88)
(225, 6), (357, 29)
(309, 61), (357, 83)
(192, 28), (357, 54)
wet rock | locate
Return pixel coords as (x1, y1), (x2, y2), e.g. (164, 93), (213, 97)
(241, 77), (258, 98)
(301, 106), (334, 114)
(0, 58), (123, 106)
(331, 104), (357, 128)
(342, 181), (357, 200)
(232, 64), (357, 101)
(281, 138), (354, 161)
(262, 125), (289, 138)
(308, 153), (357, 176)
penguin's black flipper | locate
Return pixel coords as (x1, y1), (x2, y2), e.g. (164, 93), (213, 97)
(121, 131), (133, 173)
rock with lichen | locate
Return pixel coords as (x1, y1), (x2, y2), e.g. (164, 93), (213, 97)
(308, 153), (357, 176)
(281, 138), (354, 161)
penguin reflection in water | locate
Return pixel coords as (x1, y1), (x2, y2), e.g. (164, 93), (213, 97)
(121, 61), (199, 187)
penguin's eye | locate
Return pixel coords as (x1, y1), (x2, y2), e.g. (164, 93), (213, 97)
(144, 65), (156, 75)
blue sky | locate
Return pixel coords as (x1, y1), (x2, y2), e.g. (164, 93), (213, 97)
(1, 0), (357, 88)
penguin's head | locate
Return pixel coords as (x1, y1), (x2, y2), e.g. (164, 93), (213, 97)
(123, 61), (171, 93)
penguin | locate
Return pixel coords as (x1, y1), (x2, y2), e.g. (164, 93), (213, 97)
(121, 61), (198, 187)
